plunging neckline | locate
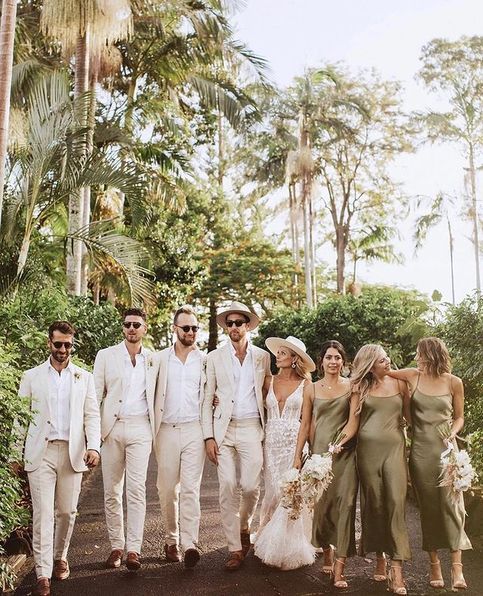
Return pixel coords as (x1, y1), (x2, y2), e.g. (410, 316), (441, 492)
(271, 377), (304, 417)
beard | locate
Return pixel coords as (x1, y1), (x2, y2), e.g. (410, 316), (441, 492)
(177, 335), (196, 347)
(51, 351), (69, 363)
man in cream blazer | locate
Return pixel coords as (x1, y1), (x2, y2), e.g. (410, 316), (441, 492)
(202, 302), (271, 571)
(19, 321), (100, 596)
(154, 305), (206, 568)
(93, 308), (158, 572)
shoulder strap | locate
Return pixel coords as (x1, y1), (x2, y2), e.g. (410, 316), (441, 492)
(411, 371), (421, 397)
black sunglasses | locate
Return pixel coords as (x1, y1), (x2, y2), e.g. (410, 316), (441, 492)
(175, 324), (199, 333)
(226, 319), (247, 328)
(123, 321), (143, 329)
(52, 341), (73, 349)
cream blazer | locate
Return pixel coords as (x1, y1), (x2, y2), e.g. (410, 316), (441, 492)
(19, 361), (101, 473)
(154, 346), (207, 438)
(201, 342), (271, 445)
(93, 342), (159, 441)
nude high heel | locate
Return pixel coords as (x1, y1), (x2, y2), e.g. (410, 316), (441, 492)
(387, 565), (407, 595)
(373, 554), (387, 581)
(429, 560), (444, 588)
(451, 562), (467, 590)
(331, 558), (348, 589)
(322, 545), (334, 574)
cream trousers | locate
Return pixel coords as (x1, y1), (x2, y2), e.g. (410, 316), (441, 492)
(101, 415), (152, 553)
(155, 421), (205, 552)
(217, 418), (264, 552)
(27, 440), (83, 579)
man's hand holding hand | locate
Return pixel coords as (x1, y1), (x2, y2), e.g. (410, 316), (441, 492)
(205, 438), (220, 466)
(84, 449), (100, 468)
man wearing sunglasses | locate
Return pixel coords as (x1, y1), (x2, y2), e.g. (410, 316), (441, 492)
(201, 301), (271, 571)
(153, 305), (206, 568)
(93, 308), (158, 572)
(18, 321), (101, 596)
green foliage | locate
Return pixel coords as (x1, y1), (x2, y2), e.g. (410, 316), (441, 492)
(255, 286), (431, 369)
(467, 430), (483, 484)
(436, 293), (483, 435)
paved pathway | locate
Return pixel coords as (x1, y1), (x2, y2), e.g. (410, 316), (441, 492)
(15, 456), (481, 596)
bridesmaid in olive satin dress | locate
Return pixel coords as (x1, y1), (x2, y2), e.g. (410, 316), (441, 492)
(293, 340), (359, 589)
(388, 337), (471, 591)
(351, 344), (411, 596)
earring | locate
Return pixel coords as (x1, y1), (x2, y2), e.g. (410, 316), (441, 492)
(291, 362), (296, 368)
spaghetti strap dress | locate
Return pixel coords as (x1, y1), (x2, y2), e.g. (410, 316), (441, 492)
(356, 393), (411, 560)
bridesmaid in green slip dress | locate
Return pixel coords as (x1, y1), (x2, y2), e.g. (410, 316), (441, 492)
(293, 340), (359, 590)
(388, 337), (471, 591)
(351, 344), (411, 596)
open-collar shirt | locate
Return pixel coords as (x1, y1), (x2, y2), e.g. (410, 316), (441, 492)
(163, 346), (203, 424)
(47, 359), (73, 441)
(230, 342), (259, 420)
(121, 342), (149, 417)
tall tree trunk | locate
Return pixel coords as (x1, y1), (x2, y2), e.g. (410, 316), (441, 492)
(208, 297), (218, 352)
(288, 182), (299, 293)
(336, 224), (346, 294)
(67, 30), (89, 295)
(0, 0), (17, 229)
(447, 216), (455, 305)
(309, 188), (316, 305)
(468, 145), (481, 293)
(301, 176), (313, 308)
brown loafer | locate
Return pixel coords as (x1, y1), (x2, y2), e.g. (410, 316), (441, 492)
(105, 549), (123, 569)
(164, 543), (181, 563)
(126, 551), (141, 571)
(224, 550), (244, 571)
(184, 547), (200, 568)
(53, 559), (70, 580)
(32, 577), (50, 596)
(240, 531), (251, 557)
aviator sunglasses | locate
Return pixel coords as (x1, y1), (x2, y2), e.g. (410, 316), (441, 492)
(123, 321), (144, 329)
(226, 319), (247, 328)
(51, 341), (73, 349)
(175, 324), (199, 333)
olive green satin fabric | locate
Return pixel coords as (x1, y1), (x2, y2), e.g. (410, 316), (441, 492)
(356, 394), (411, 560)
(409, 389), (472, 552)
(311, 393), (358, 557)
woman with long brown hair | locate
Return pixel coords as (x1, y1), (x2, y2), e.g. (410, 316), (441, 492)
(387, 337), (471, 591)
(351, 344), (411, 595)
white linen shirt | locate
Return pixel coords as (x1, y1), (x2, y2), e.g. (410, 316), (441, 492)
(47, 359), (72, 441)
(230, 343), (259, 420)
(120, 343), (149, 417)
(163, 347), (202, 424)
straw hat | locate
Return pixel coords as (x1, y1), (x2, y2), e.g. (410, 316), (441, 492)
(216, 301), (261, 330)
(265, 336), (316, 372)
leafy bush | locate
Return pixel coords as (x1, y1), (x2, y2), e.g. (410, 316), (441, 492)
(436, 293), (483, 435)
(255, 286), (431, 369)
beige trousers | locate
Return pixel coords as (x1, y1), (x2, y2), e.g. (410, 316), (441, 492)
(155, 421), (205, 552)
(217, 418), (264, 552)
(27, 440), (83, 579)
(101, 415), (152, 553)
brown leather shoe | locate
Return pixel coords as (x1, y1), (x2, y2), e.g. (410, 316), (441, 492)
(32, 577), (50, 596)
(105, 549), (123, 569)
(240, 531), (251, 557)
(224, 550), (244, 571)
(53, 559), (70, 580)
(184, 547), (200, 568)
(126, 551), (141, 571)
(164, 543), (181, 563)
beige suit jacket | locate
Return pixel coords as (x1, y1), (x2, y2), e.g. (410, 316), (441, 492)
(154, 346), (207, 438)
(19, 360), (101, 473)
(93, 342), (159, 441)
(201, 342), (271, 445)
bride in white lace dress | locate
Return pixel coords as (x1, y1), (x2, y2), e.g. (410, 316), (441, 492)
(254, 336), (316, 570)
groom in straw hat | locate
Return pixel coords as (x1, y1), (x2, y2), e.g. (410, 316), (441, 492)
(201, 301), (271, 571)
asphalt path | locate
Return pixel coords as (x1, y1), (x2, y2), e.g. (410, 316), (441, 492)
(15, 454), (482, 596)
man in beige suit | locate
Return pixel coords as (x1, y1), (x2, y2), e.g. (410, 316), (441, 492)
(93, 308), (158, 572)
(202, 302), (271, 571)
(19, 321), (100, 596)
(154, 305), (206, 568)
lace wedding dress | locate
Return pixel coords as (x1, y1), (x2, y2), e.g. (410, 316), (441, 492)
(254, 378), (315, 570)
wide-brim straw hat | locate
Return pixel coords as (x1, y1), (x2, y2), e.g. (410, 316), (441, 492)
(265, 336), (316, 372)
(216, 301), (261, 330)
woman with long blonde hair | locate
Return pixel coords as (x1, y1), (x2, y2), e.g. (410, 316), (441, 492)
(351, 344), (411, 595)
(387, 337), (471, 591)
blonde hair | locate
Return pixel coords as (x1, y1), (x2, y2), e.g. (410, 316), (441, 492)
(279, 349), (312, 381)
(417, 337), (452, 377)
(350, 344), (385, 414)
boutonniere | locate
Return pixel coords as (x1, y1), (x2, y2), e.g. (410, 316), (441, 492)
(147, 358), (153, 369)
(74, 371), (81, 381)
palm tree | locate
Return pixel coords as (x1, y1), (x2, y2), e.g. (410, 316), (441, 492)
(0, 0), (18, 229)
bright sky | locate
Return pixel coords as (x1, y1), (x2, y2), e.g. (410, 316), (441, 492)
(234, 0), (483, 303)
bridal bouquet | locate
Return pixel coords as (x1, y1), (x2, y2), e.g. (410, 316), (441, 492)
(300, 453), (333, 511)
(279, 468), (304, 520)
(438, 423), (477, 505)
